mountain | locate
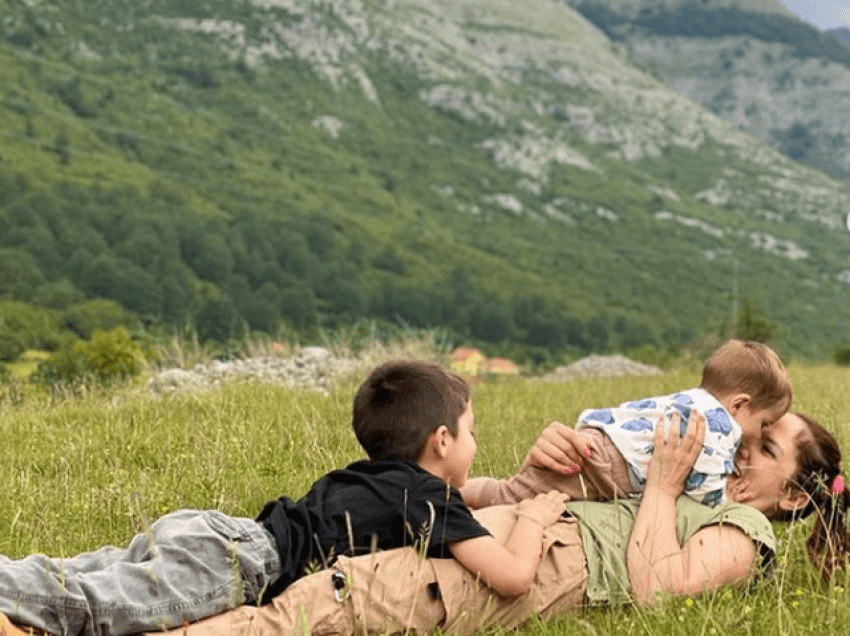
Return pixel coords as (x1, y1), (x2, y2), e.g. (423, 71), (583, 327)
(830, 28), (850, 47)
(562, 0), (850, 181)
(0, 0), (849, 361)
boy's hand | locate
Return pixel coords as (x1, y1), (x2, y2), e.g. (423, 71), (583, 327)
(516, 490), (569, 528)
(521, 421), (593, 475)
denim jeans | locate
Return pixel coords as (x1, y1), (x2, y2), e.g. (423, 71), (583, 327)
(0, 510), (280, 636)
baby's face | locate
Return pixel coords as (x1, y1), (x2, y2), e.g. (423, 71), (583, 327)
(733, 403), (786, 445)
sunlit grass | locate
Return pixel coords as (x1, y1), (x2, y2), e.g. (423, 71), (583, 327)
(0, 361), (849, 634)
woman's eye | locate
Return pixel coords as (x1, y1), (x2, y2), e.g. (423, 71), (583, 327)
(761, 444), (774, 457)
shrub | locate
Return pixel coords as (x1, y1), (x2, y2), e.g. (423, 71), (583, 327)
(834, 345), (850, 366)
(32, 327), (145, 387)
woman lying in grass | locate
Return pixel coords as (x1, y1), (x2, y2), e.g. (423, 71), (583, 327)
(2, 410), (834, 636)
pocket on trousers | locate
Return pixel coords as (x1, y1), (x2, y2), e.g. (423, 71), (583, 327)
(204, 511), (255, 542)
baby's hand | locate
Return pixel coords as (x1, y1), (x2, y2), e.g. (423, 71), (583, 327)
(516, 490), (569, 528)
(521, 422), (593, 475)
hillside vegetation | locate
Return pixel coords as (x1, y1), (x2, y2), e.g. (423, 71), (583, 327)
(2, 0), (850, 365)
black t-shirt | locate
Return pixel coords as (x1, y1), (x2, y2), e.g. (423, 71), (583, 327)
(256, 460), (490, 601)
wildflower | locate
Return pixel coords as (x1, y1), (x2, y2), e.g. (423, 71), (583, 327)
(685, 598), (694, 606)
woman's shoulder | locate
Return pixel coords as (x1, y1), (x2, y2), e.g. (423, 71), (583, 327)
(677, 496), (776, 554)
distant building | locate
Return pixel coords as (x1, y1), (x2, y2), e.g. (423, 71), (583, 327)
(449, 347), (485, 376)
(480, 357), (519, 375)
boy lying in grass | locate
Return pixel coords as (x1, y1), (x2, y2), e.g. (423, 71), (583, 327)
(0, 360), (565, 636)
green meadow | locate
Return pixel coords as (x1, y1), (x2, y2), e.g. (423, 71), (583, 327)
(1, 358), (850, 635)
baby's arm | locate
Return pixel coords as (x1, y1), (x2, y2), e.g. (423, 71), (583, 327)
(459, 477), (495, 508)
(449, 491), (567, 597)
(520, 421), (593, 473)
(461, 423), (597, 508)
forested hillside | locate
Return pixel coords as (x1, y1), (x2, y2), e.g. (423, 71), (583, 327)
(1, 0), (849, 365)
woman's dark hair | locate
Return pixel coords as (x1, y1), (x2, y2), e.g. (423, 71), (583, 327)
(774, 412), (850, 580)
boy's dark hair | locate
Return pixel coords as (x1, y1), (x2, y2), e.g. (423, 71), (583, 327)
(700, 340), (792, 412)
(353, 360), (471, 462)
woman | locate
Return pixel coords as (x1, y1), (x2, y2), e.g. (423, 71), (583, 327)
(1, 412), (845, 636)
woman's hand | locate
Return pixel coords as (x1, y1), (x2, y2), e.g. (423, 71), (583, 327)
(627, 409), (757, 606)
(644, 411), (705, 499)
(520, 421), (593, 475)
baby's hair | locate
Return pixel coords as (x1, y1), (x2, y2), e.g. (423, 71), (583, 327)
(700, 340), (792, 412)
(352, 360), (470, 462)
(774, 412), (850, 580)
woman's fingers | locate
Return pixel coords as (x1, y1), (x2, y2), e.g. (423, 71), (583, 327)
(682, 410), (706, 459)
(647, 411), (705, 498)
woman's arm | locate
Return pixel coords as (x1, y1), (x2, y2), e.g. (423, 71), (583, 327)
(626, 412), (758, 606)
(450, 490), (567, 596)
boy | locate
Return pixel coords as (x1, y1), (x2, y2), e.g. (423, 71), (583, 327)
(0, 360), (565, 636)
(462, 340), (791, 509)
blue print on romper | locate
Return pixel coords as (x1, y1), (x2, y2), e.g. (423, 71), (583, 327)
(686, 471), (707, 490)
(701, 490), (724, 507)
(671, 403), (692, 427)
(705, 408), (733, 435)
(673, 393), (695, 406)
(626, 399), (657, 410)
(703, 446), (714, 456)
(584, 409), (615, 425)
(621, 418), (653, 432)
(724, 459), (735, 474)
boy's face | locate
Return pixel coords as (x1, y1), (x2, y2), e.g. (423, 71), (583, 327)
(444, 399), (477, 489)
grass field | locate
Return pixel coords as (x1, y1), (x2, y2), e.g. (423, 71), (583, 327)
(1, 359), (850, 635)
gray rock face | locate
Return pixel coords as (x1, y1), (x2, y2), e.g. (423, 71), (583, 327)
(542, 355), (663, 381)
(563, 0), (850, 181)
(146, 347), (362, 396)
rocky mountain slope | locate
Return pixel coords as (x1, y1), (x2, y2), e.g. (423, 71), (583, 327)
(1, 0), (849, 359)
(563, 0), (850, 180)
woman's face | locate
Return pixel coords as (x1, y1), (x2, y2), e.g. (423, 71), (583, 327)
(726, 413), (807, 517)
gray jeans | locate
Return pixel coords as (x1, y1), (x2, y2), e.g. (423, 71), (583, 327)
(0, 510), (280, 636)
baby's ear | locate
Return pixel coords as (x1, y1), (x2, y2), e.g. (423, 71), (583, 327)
(728, 393), (752, 415)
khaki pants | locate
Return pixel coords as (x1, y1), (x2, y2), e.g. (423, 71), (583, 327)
(474, 428), (636, 506)
(147, 505), (588, 636)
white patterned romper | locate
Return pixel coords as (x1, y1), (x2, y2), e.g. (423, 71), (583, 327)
(575, 387), (741, 506)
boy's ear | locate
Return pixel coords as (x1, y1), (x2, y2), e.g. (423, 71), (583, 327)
(430, 425), (452, 459)
(727, 393), (752, 415)
(778, 489), (809, 513)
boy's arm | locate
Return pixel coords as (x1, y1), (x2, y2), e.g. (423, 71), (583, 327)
(449, 491), (567, 597)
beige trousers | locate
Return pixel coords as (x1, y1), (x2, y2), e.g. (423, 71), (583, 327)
(143, 505), (588, 636)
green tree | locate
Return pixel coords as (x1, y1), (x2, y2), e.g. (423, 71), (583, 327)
(0, 248), (46, 300)
(735, 301), (775, 343)
(63, 299), (139, 340)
